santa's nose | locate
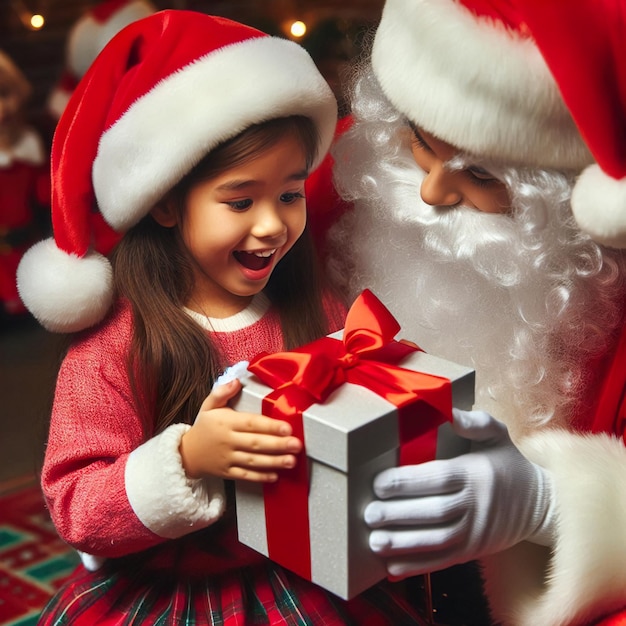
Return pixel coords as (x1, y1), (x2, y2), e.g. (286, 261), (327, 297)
(420, 164), (462, 207)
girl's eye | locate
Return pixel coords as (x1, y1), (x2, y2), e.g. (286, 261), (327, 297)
(227, 199), (252, 211)
(280, 191), (305, 204)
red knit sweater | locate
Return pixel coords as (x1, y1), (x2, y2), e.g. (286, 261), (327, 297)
(41, 293), (346, 566)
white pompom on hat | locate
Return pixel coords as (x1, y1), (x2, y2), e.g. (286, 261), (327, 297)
(18, 10), (338, 333)
(372, 0), (626, 249)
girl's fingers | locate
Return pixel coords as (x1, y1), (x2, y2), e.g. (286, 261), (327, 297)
(227, 467), (281, 483)
(199, 379), (242, 412)
(230, 413), (296, 438)
(230, 450), (298, 471)
(199, 396), (295, 440)
(225, 451), (301, 482)
(230, 430), (302, 455)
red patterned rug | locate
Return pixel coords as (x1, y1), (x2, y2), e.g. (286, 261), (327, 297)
(0, 476), (80, 626)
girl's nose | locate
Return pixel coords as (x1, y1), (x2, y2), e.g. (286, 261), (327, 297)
(251, 203), (287, 240)
(419, 163), (463, 207)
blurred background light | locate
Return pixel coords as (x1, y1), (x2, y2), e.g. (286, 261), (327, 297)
(30, 13), (45, 29)
(290, 20), (307, 37)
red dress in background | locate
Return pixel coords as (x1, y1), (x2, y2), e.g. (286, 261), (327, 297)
(0, 128), (50, 316)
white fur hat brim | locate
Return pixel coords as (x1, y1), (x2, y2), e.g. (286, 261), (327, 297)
(94, 35), (337, 232)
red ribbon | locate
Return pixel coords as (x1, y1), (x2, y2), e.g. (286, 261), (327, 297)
(247, 289), (453, 580)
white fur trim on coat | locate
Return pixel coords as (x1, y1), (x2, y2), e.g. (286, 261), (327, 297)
(481, 429), (626, 626)
(125, 423), (226, 539)
(0, 128), (45, 167)
(92, 35), (337, 232)
(371, 0), (593, 171)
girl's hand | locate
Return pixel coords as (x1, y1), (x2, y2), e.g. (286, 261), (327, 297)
(179, 379), (303, 483)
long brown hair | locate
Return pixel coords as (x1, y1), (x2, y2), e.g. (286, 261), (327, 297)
(111, 116), (335, 435)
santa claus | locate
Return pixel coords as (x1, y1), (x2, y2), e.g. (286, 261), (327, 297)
(326, 0), (626, 624)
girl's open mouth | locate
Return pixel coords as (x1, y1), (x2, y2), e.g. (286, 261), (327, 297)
(233, 249), (276, 271)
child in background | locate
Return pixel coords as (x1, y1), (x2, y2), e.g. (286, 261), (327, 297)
(17, 11), (424, 624)
(0, 50), (49, 319)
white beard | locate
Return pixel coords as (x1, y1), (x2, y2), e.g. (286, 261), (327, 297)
(327, 97), (626, 439)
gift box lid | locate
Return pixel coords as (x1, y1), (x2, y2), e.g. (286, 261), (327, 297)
(237, 346), (474, 473)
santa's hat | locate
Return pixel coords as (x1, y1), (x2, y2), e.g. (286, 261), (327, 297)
(48, 0), (156, 119)
(18, 10), (337, 333)
(372, 0), (626, 249)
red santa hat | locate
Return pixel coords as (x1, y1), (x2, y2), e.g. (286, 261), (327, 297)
(48, 0), (156, 119)
(18, 10), (337, 333)
(371, 0), (626, 249)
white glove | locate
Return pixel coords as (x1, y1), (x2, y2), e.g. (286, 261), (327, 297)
(364, 409), (556, 578)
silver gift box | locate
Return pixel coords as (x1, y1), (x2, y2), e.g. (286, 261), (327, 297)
(231, 342), (474, 600)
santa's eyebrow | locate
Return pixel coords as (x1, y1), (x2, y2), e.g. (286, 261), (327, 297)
(408, 120), (466, 170)
(407, 119), (498, 178)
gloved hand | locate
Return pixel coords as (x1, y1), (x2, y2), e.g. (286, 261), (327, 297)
(364, 408), (556, 578)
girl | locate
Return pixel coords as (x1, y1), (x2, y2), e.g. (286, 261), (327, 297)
(17, 11), (425, 625)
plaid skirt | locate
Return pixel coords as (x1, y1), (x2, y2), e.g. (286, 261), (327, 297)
(38, 560), (429, 626)
(38, 515), (428, 625)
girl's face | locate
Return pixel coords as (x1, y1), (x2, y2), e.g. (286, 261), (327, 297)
(410, 124), (511, 214)
(157, 132), (308, 318)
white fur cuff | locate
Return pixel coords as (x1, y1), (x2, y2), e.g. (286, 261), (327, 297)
(484, 430), (626, 626)
(125, 423), (226, 538)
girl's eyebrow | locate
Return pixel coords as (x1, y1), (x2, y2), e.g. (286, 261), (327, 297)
(216, 170), (309, 192)
(287, 169), (309, 181)
(216, 179), (256, 191)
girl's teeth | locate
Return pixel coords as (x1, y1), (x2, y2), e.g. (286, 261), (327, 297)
(234, 249), (276, 271)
